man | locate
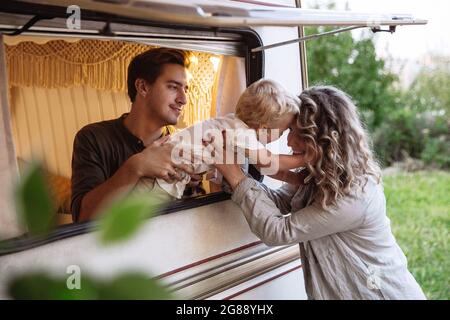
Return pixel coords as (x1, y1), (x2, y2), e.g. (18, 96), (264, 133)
(71, 48), (195, 222)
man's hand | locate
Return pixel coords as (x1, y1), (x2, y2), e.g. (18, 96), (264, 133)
(129, 135), (194, 183)
(78, 136), (193, 222)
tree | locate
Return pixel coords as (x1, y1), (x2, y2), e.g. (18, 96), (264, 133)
(304, 26), (399, 129)
(304, 2), (449, 168)
(371, 59), (450, 168)
(405, 57), (450, 114)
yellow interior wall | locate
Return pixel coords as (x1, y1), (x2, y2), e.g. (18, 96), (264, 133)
(2, 35), (246, 225)
(10, 85), (131, 178)
(6, 36), (221, 180)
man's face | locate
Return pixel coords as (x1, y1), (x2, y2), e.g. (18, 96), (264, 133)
(144, 63), (189, 126)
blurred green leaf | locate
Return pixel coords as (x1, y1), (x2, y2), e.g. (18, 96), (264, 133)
(97, 273), (172, 300)
(8, 272), (97, 300)
(98, 195), (161, 245)
(8, 271), (172, 300)
(15, 163), (54, 235)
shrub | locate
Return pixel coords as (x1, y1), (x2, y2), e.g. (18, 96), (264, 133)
(420, 114), (450, 168)
(373, 109), (449, 169)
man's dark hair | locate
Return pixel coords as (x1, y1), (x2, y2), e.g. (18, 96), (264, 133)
(127, 47), (191, 102)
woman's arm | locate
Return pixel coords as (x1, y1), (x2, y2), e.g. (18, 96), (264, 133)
(268, 169), (308, 186)
(231, 177), (367, 246)
(277, 154), (308, 171)
(215, 163), (296, 215)
(212, 133), (297, 214)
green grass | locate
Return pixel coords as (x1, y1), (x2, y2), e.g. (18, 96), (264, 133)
(383, 170), (450, 300)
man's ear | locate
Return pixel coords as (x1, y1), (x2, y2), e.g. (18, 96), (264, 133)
(135, 78), (149, 98)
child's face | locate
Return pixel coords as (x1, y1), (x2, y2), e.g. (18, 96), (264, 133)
(257, 113), (296, 144)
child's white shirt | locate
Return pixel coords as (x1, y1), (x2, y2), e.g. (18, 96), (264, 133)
(155, 113), (265, 198)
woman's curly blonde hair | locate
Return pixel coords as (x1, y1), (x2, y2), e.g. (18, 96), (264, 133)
(297, 85), (381, 208)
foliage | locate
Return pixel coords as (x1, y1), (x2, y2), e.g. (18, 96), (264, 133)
(406, 58), (450, 114)
(8, 271), (172, 300)
(98, 194), (161, 245)
(372, 107), (450, 168)
(421, 133), (450, 169)
(304, 5), (450, 168)
(383, 171), (450, 300)
(371, 59), (450, 169)
(304, 26), (399, 130)
(15, 163), (55, 235)
(7, 163), (172, 300)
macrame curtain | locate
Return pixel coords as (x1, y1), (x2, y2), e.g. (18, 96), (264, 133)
(5, 39), (220, 126)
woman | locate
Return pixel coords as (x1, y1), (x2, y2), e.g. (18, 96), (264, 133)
(214, 85), (426, 300)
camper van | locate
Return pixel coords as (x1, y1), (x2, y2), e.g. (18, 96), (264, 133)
(0, 0), (425, 299)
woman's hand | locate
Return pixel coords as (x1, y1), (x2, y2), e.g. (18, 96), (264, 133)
(203, 131), (246, 191)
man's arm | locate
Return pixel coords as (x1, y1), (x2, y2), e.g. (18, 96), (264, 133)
(77, 155), (141, 222)
(72, 133), (192, 222)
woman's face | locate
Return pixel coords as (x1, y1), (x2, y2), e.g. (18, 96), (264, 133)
(287, 124), (319, 165)
(287, 124), (307, 155)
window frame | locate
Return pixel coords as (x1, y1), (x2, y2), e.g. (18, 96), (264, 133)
(0, 3), (265, 253)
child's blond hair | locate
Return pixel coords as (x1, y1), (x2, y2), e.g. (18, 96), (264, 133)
(235, 79), (299, 128)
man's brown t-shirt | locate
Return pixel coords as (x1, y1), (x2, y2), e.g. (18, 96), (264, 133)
(70, 114), (171, 222)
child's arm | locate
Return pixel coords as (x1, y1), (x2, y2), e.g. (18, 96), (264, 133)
(278, 154), (308, 171)
(246, 148), (307, 171)
(268, 169), (309, 186)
